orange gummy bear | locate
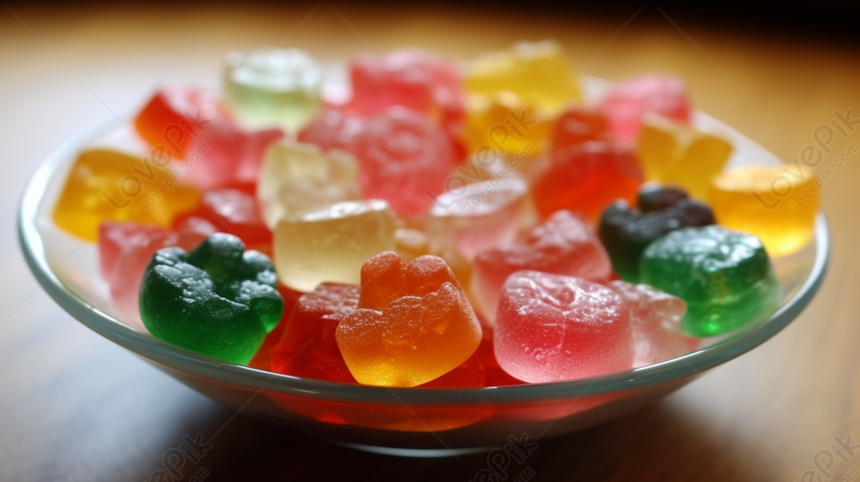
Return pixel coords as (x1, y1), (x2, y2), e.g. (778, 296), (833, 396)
(336, 252), (482, 387)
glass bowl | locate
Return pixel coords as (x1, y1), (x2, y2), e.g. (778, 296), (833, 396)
(19, 83), (829, 456)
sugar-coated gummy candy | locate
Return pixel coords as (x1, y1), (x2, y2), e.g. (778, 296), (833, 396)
(551, 107), (612, 152)
(708, 165), (819, 256)
(533, 141), (643, 220)
(427, 177), (527, 260)
(297, 108), (365, 153)
(247, 284), (301, 371)
(223, 47), (322, 133)
(466, 40), (582, 114)
(637, 116), (732, 199)
(173, 188), (272, 251)
(182, 121), (284, 191)
(336, 252), (481, 387)
(640, 225), (780, 337)
(52, 148), (200, 241)
(99, 218), (215, 317)
(609, 280), (689, 368)
(352, 108), (458, 217)
(350, 49), (465, 127)
(599, 185), (715, 282)
(598, 73), (691, 141)
(473, 210), (613, 322)
(273, 200), (396, 292)
(257, 139), (361, 228)
(135, 84), (285, 190)
(495, 271), (633, 383)
(134, 84), (230, 159)
(270, 283), (359, 382)
(139, 233), (284, 364)
(464, 91), (554, 157)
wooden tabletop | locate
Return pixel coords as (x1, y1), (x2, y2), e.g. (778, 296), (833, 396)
(2, 4), (859, 481)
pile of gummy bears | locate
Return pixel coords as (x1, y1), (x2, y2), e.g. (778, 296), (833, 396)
(52, 40), (820, 388)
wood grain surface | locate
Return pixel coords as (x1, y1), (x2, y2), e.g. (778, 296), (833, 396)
(2, 4), (859, 481)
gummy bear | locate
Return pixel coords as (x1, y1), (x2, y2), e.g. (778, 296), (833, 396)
(551, 106), (612, 152)
(273, 200), (396, 292)
(336, 252), (482, 387)
(427, 177), (527, 260)
(52, 148), (199, 241)
(135, 85), (284, 190)
(99, 217), (216, 317)
(247, 284), (301, 371)
(181, 121), (284, 190)
(352, 108), (458, 217)
(473, 210), (613, 322)
(599, 185), (716, 282)
(297, 108), (365, 153)
(173, 188), (272, 251)
(640, 225), (780, 337)
(270, 283), (359, 383)
(223, 47), (322, 133)
(466, 40), (582, 114)
(257, 139), (361, 228)
(609, 280), (689, 368)
(598, 73), (691, 141)
(134, 84), (229, 159)
(708, 165), (819, 257)
(532, 141), (644, 220)
(350, 49), (465, 128)
(637, 116), (733, 199)
(464, 91), (554, 158)
(495, 271), (633, 383)
(139, 233), (284, 364)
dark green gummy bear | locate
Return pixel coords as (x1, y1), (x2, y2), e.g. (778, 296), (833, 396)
(640, 225), (780, 337)
(139, 233), (284, 364)
(599, 185), (715, 282)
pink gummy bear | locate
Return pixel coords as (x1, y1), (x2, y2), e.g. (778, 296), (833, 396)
(98, 217), (216, 319)
(473, 210), (613, 322)
(297, 108), (365, 153)
(609, 280), (690, 368)
(183, 122), (283, 190)
(352, 108), (458, 217)
(270, 283), (360, 383)
(495, 271), (633, 383)
(350, 49), (465, 129)
(598, 73), (691, 141)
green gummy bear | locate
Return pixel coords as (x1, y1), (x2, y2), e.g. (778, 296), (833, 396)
(140, 233), (284, 364)
(640, 225), (780, 337)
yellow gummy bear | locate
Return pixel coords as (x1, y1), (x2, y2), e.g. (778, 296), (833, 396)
(637, 116), (733, 199)
(52, 148), (199, 241)
(466, 40), (582, 113)
(708, 165), (819, 257)
(464, 40), (581, 161)
(257, 139), (361, 228)
(464, 91), (554, 158)
(273, 200), (396, 292)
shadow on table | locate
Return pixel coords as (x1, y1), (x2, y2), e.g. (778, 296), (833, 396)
(135, 398), (767, 482)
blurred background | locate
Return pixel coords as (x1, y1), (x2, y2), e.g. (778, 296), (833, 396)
(2, 2), (859, 481)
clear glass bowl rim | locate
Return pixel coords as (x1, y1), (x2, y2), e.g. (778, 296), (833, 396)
(18, 112), (831, 407)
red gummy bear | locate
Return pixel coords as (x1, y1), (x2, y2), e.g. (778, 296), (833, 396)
(533, 141), (643, 221)
(551, 107), (612, 152)
(269, 283), (359, 383)
(172, 188), (272, 252)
